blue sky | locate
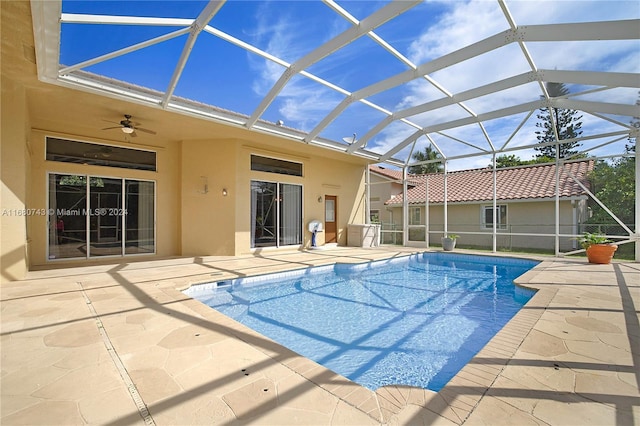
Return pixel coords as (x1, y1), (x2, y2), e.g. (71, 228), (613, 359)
(60, 1), (639, 169)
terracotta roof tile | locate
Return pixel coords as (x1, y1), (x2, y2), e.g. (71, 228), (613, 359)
(385, 160), (594, 205)
(369, 165), (422, 186)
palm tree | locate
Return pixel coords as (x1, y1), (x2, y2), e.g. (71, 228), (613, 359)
(408, 146), (443, 174)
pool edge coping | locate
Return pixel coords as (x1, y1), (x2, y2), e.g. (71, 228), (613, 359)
(172, 251), (554, 425)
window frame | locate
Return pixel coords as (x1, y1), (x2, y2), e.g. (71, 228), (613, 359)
(409, 206), (421, 225)
(46, 137), (157, 171)
(250, 154), (303, 177)
(46, 172), (156, 261)
(250, 179), (303, 249)
(481, 204), (508, 230)
(369, 209), (380, 224)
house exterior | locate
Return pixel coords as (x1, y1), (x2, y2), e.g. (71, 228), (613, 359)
(0, 2), (370, 282)
(382, 160), (595, 251)
(368, 165), (419, 225)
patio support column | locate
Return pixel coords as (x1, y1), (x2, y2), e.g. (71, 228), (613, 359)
(425, 176), (429, 248)
(443, 161), (448, 239)
(634, 146), (640, 262)
(365, 165), (370, 225)
(402, 166), (408, 246)
(555, 154), (561, 257)
(492, 153), (497, 252)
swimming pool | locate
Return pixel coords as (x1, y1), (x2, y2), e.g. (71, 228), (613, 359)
(185, 252), (538, 391)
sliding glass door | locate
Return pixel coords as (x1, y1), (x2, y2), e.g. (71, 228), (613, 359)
(251, 181), (302, 248)
(48, 173), (155, 259)
(89, 177), (123, 257)
(125, 180), (155, 254)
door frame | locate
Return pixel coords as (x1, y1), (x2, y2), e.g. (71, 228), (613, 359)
(324, 195), (337, 244)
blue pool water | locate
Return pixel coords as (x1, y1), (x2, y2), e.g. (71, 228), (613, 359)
(185, 253), (538, 391)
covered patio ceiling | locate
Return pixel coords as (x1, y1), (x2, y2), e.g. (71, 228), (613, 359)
(31, 0), (639, 168)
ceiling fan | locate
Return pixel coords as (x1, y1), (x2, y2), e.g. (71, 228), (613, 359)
(102, 114), (156, 137)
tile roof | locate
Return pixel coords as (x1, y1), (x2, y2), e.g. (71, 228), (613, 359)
(369, 165), (422, 186)
(369, 165), (405, 181)
(385, 160), (594, 205)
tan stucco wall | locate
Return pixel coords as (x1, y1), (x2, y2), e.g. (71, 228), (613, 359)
(391, 199), (582, 251)
(180, 139), (237, 256)
(232, 142), (367, 253)
(27, 130), (181, 267)
(1, 77), (31, 282)
(369, 173), (402, 225)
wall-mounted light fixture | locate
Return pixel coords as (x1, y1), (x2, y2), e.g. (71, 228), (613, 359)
(317, 195), (323, 203)
(222, 188), (228, 197)
(199, 176), (209, 194)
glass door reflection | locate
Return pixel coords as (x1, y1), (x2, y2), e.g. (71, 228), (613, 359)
(89, 177), (123, 257)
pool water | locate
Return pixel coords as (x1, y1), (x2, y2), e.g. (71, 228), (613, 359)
(185, 253), (538, 391)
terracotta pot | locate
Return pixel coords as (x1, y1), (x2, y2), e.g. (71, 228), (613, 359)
(586, 244), (617, 264)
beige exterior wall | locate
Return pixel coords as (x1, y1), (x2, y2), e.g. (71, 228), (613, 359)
(368, 173), (402, 225)
(17, 131), (368, 269)
(180, 138), (367, 255)
(1, 77), (31, 282)
(391, 199), (585, 251)
(27, 130), (181, 267)
(4, 113), (368, 275)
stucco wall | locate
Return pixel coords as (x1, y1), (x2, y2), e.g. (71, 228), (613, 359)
(390, 199), (583, 251)
(180, 139), (237, 256)
(1, 77), (30, 282)
(369, 173), (402, 225)
(26, 130), (181, 267)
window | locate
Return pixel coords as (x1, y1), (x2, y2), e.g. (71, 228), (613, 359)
(46, 137), (156, 171)
(251, 155), (302, 176)
(409, 207), (421, 225)
(250, 181), (302, 248)
(370, 209), (380, 223)
(482, 205), (507, 230)
(48, 173), (155, 259)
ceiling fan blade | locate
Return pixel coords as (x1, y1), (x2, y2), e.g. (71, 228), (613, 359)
(101, 126), (122, 130)
(134, 127), (156, 135)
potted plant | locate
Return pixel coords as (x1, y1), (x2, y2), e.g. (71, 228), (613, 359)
(441, 234), (459, 251)
(578, 232), (617, 264)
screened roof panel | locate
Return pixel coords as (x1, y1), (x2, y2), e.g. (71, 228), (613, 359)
(34, 0), (638, 169)
(173, 35), (276, 116)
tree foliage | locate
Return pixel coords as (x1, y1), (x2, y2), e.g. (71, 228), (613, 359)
(489, 154), (551, 168)
(535, 82), (583, 159)
(409, 146), (443, 174)
(587, 144), (636, 227)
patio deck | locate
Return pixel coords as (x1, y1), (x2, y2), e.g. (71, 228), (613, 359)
(1, 247), (638, 425)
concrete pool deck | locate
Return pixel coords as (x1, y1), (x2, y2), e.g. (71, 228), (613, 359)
(1, 247), (639, 425)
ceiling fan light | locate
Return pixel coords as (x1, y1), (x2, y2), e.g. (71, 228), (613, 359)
(122, 126), (135, 134)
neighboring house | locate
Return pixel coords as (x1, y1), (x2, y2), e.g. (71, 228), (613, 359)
(382, 160), (595, 251)
(368, 165), (418, 226)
